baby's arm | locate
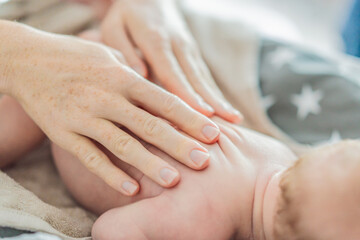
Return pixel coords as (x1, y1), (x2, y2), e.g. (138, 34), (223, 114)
(0, 95), (45, 168)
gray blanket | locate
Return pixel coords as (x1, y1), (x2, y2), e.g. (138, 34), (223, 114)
(260, 39), (360, 145)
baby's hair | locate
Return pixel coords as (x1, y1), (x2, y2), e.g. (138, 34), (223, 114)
(273, 158), (309, 240)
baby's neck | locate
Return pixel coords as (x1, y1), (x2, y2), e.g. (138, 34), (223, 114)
(230, 166), (285, 240)
(252, 168), (285, 240)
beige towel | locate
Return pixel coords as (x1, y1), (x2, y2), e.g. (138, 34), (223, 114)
(1, 143), (95, 240)
(0, 0), (295, 239)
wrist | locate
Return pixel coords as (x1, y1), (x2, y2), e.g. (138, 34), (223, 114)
(0, 20), (25, 95)
(0, 21), (46, 98)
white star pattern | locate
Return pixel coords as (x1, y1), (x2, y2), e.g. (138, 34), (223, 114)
(291, 85), (323, 120)
(267, 47), (297, 69)
(261, 95), (276, 111)
(328, 131), (342, 144)
(316, 131), (342, 146)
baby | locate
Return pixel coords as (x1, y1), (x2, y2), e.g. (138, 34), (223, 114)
(52, 120), (360, 240)
(52, 116), (295, 240)
(1, 95), (359, 239)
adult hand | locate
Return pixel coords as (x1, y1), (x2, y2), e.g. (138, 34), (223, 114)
(0, 20), (219, 196)
(101, 0), (243, 122)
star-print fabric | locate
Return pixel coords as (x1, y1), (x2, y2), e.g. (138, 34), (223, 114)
(259, 39), (360, 145)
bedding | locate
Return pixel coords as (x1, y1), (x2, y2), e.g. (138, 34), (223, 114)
(0, 227), (30, 238)
(260, 39), (360, 144)
(1, 232), (59, 240)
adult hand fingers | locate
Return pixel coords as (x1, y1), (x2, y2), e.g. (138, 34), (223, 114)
(77, 118), (181, 188)
(108, 47), (128, 65)
(102, 19), (147, 77)
(138, 33), (214, 116)
(100, 99), (210, 170)
(129, 80), (220, 144)
(64, 133), (140, 196)
(173, 40), (243, 123)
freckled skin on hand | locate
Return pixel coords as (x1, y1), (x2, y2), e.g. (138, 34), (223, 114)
(0, 20), (220, 195)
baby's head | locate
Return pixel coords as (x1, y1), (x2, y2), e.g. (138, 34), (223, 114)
(274, 140), (360, 240)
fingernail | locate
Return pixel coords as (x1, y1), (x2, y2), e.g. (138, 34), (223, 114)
(122, 181), (138, 195)
(223, 103), (243, 120)
(132, 65), (145, 77)
(202, 125), (220, 141)
(233, 109), (243, 120)
(199, 100), (214, 113)
(223, 102), (235, 112)
(234, 109), (241, 116)
(160, 168), (178, 185)
(190, 149), (209, 167)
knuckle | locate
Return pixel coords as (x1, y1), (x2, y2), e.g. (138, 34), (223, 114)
(163, 94), (181, 114)
(141, 157), (155, 172)
(147, 28), (166, 42)
(188, 114), (201, 127)
(114, 135), (135, 156)
(112, 49), (126, 60)
(191, 79), (205, 89)
(147, 29), (170, 50)
(174, 35), (196, 52)
(82, 152), (103, 171)
(144, 117), (164, 137)
(132, 78), (147, 90)
(141, 156), (160, 175)
(174, 138), (188, 156)
(129, 79), (148, 96)
(175, 38), (190, 50)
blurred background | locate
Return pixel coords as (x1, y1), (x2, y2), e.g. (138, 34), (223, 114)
(184, 0), (354, 56)
(0, 0), (357, 56)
